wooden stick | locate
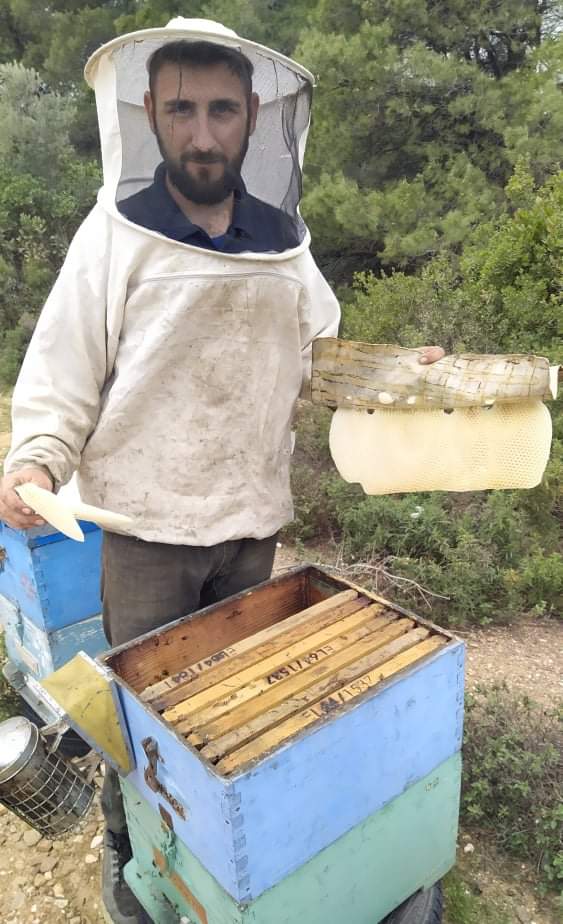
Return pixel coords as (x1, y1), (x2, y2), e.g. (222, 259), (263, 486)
(143, 590), (365, 708)
(173, 618), (415, 737)
(163, 606), (393, 726)
(198, 627), (431, 762)
(216, 637), (447, 775)
(312, 339), (555, 410)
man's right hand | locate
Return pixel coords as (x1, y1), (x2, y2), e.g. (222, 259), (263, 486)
(0, 467), (54, 530)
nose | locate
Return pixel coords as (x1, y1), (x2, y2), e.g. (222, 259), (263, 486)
(191, 111), (215, 152)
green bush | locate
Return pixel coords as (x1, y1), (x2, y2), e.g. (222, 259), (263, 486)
(0, 634), (19, 722)
(462, 684), (563, 894)
(341, 167), (563, 357)
(284, 404), (337, 543)
(0, 64), (100, 387)
(519, 552), (563, 617)
(289, 445), (563, 625)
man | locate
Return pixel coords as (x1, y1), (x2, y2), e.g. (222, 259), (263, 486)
(0, 19), (443, 923)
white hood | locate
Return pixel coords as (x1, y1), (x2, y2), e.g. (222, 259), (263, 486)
(5, 21), (340, 546)
(85, 18), (314, 239)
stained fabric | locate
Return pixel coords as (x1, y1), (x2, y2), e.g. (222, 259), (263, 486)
(5, 19), (341, 544)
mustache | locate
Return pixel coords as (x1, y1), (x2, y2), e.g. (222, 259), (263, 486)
(180, 151), (228, 166)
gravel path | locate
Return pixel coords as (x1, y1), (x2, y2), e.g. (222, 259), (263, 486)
(0, 772), (105, 924)
(458, 618), (563, 708)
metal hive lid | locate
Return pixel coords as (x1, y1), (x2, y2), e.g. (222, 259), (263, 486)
(0, 716), (39, 783)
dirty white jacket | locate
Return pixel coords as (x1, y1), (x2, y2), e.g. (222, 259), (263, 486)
(6, 19), (340, 544)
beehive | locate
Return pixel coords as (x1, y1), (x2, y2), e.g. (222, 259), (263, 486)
(102, 565), (464, 918)
(0, 521), (105, 678)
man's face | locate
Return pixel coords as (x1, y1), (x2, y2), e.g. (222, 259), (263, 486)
(145, 61), (258, 205)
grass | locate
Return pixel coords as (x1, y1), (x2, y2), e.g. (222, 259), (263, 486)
(443, 868), (512, 924)
(0, 633), (19, 722)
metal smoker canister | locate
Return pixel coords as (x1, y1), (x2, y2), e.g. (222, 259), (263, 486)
(0, 715), (94, 837)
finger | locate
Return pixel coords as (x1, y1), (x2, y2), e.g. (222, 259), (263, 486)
(2, 493), (44, 528)
(418, 346), (445, 365)
(3, 489), (35, 515)
(0, 507), (39, 530)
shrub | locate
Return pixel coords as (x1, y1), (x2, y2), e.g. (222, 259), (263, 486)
(518, 552), (563, 617)
(284, 404), (337, 542)
(301, 474), (560, 625)
(0, 634), (19, 722)
(462, 684), (563, 894)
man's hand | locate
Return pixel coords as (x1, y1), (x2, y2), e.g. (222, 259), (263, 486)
(417, 346), (445, 365)
(0, 467), (54, 530)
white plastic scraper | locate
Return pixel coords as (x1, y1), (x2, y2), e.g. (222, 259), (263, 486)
(15, 483), (133, 542)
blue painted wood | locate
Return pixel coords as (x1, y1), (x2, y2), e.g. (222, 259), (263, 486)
(1, 593), (106, 679)
(115, 638), (464, 903)
(1, 594), (51, 676)
(235, 640), (464, 900)
(0, 521), (102, 630)
(116, 684), (242, 900)
(49, 612), (107, 669)
(26, 521), (100, 547)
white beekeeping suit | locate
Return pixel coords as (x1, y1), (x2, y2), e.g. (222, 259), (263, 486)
(6, 18), (340, 544)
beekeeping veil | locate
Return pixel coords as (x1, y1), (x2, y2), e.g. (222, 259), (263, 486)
(84, 18), (313, 245)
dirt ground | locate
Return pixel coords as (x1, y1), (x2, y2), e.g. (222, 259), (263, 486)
(0, 770), (106, 924)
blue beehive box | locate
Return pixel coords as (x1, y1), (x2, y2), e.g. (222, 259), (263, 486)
(0, 521), (106, 679)
(100, 566), (464, 909)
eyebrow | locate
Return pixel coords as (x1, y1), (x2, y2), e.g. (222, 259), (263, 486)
(163, 97), (243, 109)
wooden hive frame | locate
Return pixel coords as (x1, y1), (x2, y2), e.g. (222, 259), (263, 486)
(311, 339), (559, 410)
(132, 573), (448, 776)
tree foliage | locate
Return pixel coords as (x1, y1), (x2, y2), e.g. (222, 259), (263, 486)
(0, 1), (560, 629)
(0, 61), (99, 381)
(298, 5), (563, 274)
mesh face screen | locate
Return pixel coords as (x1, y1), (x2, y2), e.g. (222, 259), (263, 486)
(111, 39), (311, 241)
(329, 401), (552, 494)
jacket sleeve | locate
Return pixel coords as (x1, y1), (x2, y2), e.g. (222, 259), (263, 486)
(4, 206), (113, 488)
(298, 249), (341, 399)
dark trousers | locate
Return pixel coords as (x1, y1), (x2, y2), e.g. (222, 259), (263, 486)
(100, 530), (278, 834)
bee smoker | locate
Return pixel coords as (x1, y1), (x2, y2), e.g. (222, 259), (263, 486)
(0, 715), (94, 838)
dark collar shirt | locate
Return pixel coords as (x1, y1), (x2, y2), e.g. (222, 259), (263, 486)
(118, 163), (301, 254)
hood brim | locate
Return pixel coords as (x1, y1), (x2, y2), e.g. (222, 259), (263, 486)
(84, 22), (315, 90)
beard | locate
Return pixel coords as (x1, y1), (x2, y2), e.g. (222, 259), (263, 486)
(155, 124), (250, 206)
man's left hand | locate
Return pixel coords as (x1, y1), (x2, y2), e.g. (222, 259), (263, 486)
(417, 346), (445, 365)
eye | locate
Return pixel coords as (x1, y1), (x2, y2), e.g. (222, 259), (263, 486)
(210, 100), (239, 117)
(165, 100), (194, 115)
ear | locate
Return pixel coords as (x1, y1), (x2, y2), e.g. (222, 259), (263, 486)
(144, 90), (156, 134)
(248, 92), (259, 135)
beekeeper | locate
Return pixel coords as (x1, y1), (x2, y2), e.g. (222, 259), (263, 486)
(0, 18), (442, 923)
